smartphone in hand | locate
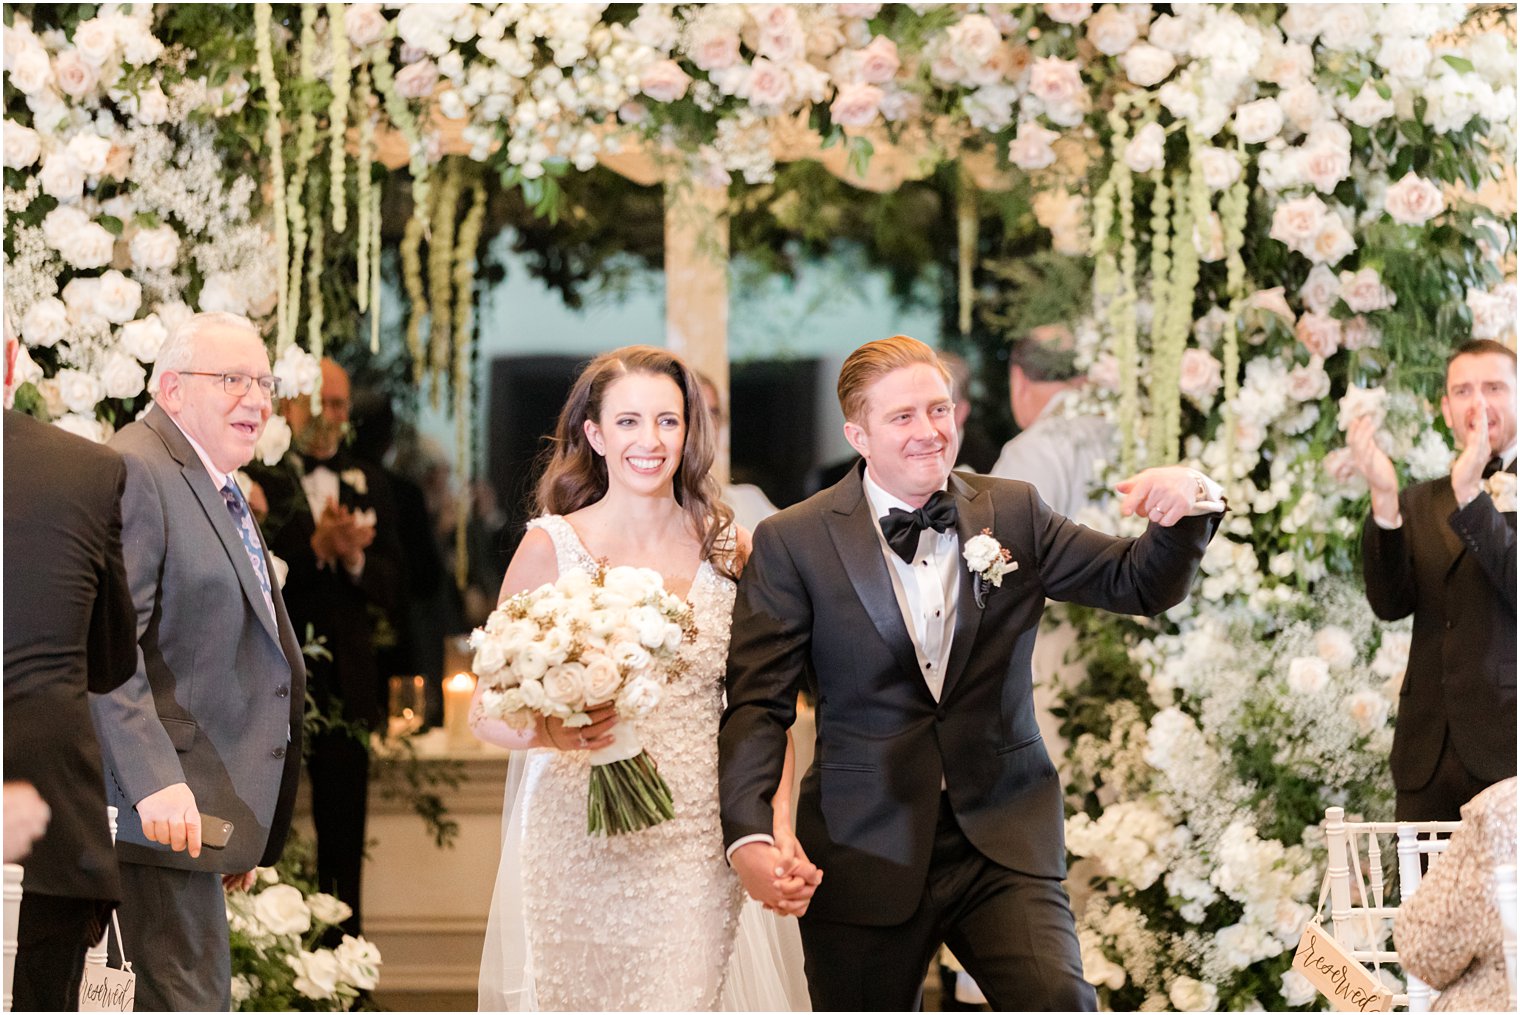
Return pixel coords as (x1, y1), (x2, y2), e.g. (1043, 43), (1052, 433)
(200, 814), (234, 850)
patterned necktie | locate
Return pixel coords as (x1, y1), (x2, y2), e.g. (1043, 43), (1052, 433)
(880, 490), (959, 563)
(221, 479), (275, 620)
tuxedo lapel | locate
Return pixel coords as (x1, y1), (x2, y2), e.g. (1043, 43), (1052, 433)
(1432, 480), (1469, 577)
(824, 470), (927, 690)
(939, 472), (991, 703)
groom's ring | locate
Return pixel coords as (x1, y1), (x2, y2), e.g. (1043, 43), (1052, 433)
(577, 735), (587, 748)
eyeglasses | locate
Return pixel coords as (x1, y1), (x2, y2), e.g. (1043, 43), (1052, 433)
(178, 371), (278, 397)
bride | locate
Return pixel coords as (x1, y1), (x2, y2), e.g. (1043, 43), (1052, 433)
(471, 346), (815, 1011)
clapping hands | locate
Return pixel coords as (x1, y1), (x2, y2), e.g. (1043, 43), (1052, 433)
(309, 497), (375, 571)
(1449, 398), (1493, 507)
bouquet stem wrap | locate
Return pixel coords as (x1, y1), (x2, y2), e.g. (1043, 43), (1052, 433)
(585, 721), (673, 836)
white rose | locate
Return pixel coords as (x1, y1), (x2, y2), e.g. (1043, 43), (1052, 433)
(272, 343), (322, 397)
(394, 59), (439, 99)
(1255, 37), (1314, 88)
(1287, 362), (1330, 402)
(1371, 631), (1412, 681)
(640, 59), (691, 104)
(1147, 14), (1189, 53)
(3, 121), (40, 169)
(1294, 312), (1341, 359)
(1383, 172), (1445, 226)
(1194, 212), (1225, 262)
(1338, 268), (1396, 313)
(1123, 122), (1166, 174)
(962, 85), (1017, 131)
(20, 297), (69, 348)
(945, 14), (1002, 72)
(306, 893), (353, 927)
(1297, 142), (1350, 195)
(100, 351), (146, 400)
(1043, 3), (1092, 24)
(856, 35), (900, 84)
(1276, 81), (1323, 135)
(197, 272), (248, 315)
(72, 18), (118, 67)
(56, 368), (104, 414)
(252, 883), (313, 936)
(1339, 81), (1395, 128)
(603, 565), (662, 601)
(1306, 214), (1354, 266)
(516, 676), (547, 711)
(6, 48), (52, 95)
(1178, 348), (1223, 404)
(1120, 43), (1176, 88)
(1268, 194), (1327, 251)
(1346, 689), (1390, 734)
(1184, 147), (1236, 197)
(471, 632), (509, 678)
(346, 4), (388, 48)
(541, 662), (587, 711)
(686, 21), (741, 72)
(609, 640), (652, 674)
(41, 206), (114, 268)
(333, 935), (382, 991)
(1315, 626), (1357, 670)
(53, 49), (99, 98)
(287, 949), (341, 1001)
(1467, 287), (1517, 342)
(1281, 970), (1318, 1008)
(582, 653), (623, 704)
(1375, 36), (1430, 82)
(1006, 122), (1058, 171)
(255, 413), (291, 467)
(95, 269), (142, 323)
(616, 674), (662, 717)
(1299, 263), (1339, 314)
(1342, 315), (1382, 350)
(1085, 6), (1137, 55)
(39, 152), (86, 202)
(61, 277), (105, 329)
(129, 224), (181, 271)
(1233, 98), (1284, 145)
(154, 300), (194, 340)
(1169, 976), (1219, 1013)
(514, 644), (550, 685)
(115, 19), (164, 67)
(962, 534), (1000, 572)
(1336, 386), (1388, 432)
(128, 81), (170, 124)
(1027, 56), (1084, 109)
(53, 413), (106, 443)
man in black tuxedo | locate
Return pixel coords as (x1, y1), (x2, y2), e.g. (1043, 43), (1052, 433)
(245, 358), (402, 935)
(1350, 338), (1517, 821)
(3, 339), (136, 1010)
(719, 336), (1223, 1010)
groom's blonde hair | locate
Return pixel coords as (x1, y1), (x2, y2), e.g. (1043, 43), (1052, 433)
(837, 335), (952, 424)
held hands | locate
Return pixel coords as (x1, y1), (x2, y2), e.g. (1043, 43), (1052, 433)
(223, 871), (257, 892)
(731, 837), (822, 917)
(309, 498), (375, 572)
(1450, 399), (1492, 508)
(1116, 466), (1204, 527)
(1347, 416), (1401, 525)
(537, 701), (618, 752)
(136, 781), (202, 858)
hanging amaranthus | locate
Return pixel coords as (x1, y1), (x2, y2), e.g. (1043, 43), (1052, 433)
(370, 184), (382, 355)
(305, 172), (327, 362)
(401, 191), (429, 385)
(1149, 135), (1205, 467)
(284, 5), (320, 348)
(428, 160), (463, 409)
(452, 177), (487, 591)
(1147, 164), (1171, 367)
(1098, 103), (1142, 473)
(255, 4), (290, 350)
(327, 3), (350, 235)
(956, 166), (977, 337)
(1218, 146), (1250, 479)
(355, 60), (373, 316)
(371, 58), (430, 239)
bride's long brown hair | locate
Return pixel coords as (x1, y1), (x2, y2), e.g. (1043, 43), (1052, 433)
(534, 346), (737, 577)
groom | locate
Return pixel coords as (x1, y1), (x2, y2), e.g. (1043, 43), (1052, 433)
(719, 335), (1223, 1010)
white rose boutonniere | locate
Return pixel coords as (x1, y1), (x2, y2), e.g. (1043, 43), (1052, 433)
(340, 468), (368, 495)
(1486, 472), (1516, 513)
(963, 529), (1017, 608)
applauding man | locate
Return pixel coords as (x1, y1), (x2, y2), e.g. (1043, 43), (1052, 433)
(1350, 339), (1517, 821)
(93, 313), (306, 1010)
(720, 335), (1223, 1010)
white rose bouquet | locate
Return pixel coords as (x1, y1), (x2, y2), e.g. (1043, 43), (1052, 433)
(471, 564), (695, 836)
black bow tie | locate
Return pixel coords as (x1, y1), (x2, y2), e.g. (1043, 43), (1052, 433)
(1482, 456), (1506, 479)
(880, 490), (958, 563)
(300, 451), (341, 474)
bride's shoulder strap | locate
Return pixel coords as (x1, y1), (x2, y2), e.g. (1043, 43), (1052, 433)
(527, 514), (596, 575)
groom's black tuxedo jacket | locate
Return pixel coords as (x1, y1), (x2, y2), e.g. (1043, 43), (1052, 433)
(720, 465), (1219, 925)
(1362, 470), (1516, 802)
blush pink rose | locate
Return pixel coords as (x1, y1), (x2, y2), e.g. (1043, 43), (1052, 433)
(1295, 311), (1342, 359)
(1383, 172), (1445, 226)
(829, 81), (884, 127)
(639, 60), (692, 103)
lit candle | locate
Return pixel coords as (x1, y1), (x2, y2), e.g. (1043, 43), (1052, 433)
(444, 672), (477, 751)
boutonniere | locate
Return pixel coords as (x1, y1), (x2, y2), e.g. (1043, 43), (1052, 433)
(962, 529), (1017, 609)
(340, 468), (368, 496)
(1487, 472), (1516, 513)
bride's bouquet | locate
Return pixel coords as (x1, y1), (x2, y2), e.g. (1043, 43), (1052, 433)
(470, 565), (695, 836)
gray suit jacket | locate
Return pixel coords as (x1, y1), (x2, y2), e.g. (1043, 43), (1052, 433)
(92, 405), (306, 873)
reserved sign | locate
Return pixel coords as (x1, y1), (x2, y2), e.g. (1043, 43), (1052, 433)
(1292, 921), (1394, 1013)
(78, 965), (135, 1012)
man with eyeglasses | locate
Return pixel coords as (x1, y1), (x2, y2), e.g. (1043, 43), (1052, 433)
(91, 311), (306, 1010)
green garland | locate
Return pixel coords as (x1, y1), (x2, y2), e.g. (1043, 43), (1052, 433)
(254, 4), (289, 348)
(453, 177), (487, 591)
(428, 160), (462, 409)
(327, 2), (350, 235)
(284, 5), (320, 349)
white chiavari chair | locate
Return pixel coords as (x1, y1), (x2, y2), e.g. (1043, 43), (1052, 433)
(1322, 806), (1462, 1012)
(3, 863), (23, 1014)
(1496, 863), (1517, 1012)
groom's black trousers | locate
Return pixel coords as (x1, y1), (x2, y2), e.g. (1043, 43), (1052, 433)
(798, 794), (1096, 1012)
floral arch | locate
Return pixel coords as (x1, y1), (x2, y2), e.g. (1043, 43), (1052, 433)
(4, 3), (1517, 1010)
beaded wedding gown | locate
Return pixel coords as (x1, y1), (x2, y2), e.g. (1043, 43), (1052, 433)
(478, 516), (810, 1012)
